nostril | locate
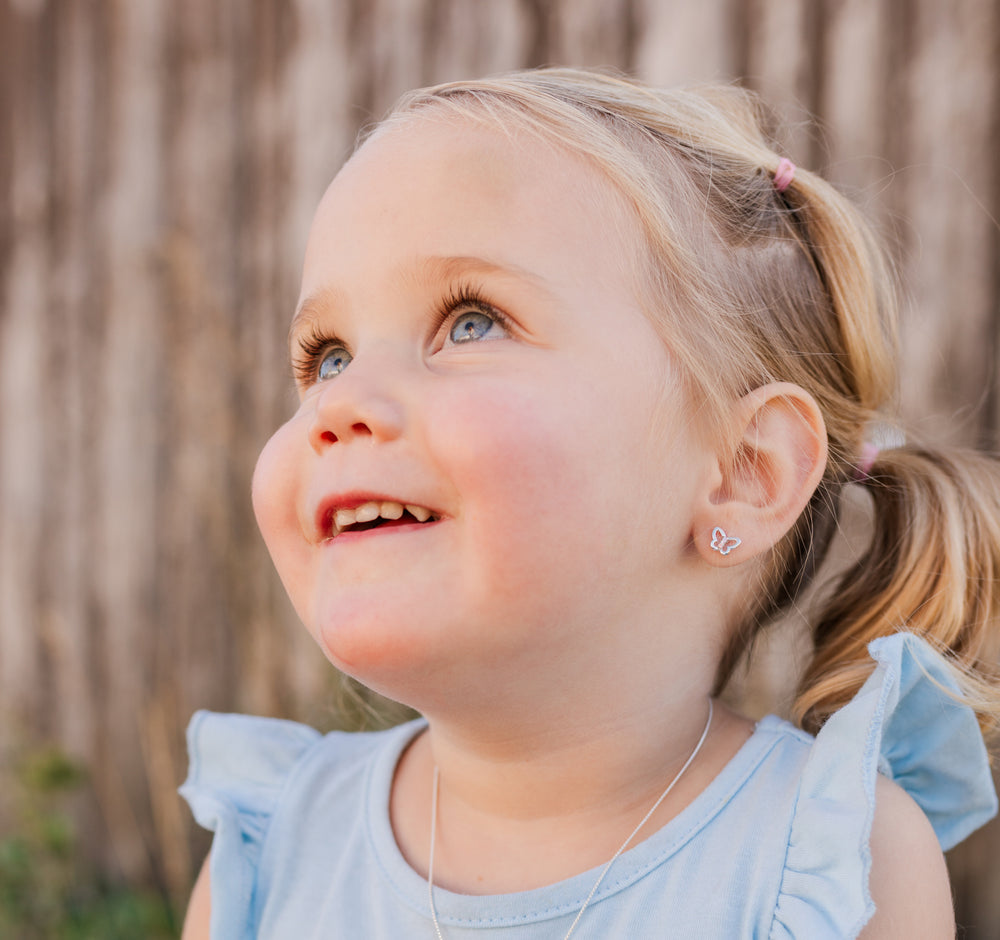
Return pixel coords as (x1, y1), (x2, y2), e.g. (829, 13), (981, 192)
(320, 430), (337, 444)
(351, 422), (372, 436)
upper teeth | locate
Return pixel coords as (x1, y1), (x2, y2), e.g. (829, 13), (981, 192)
(332, 501), (433, 536)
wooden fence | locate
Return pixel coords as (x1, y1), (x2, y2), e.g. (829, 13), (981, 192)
(2, 0), (998, 931)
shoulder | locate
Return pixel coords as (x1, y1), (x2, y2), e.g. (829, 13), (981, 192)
(177, 711), (323, 940)
(766, 631), (997, 938)
(178, 713), (425, 936)
(179, 710), (408, 821)
(858, 776), (954, 939)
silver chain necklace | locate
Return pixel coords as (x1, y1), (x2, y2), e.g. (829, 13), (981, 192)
(427, 698), (714, 939)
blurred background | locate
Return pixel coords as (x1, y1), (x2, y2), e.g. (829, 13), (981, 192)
(1, 0), (998, 936)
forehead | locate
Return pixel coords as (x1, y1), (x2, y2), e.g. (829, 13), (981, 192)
(298, 114), (644, 304)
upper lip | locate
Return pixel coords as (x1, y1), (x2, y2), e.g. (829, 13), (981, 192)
(313, 492), (441, 540)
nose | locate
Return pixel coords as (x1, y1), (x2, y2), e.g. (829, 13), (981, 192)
(307, 357), (406, 453)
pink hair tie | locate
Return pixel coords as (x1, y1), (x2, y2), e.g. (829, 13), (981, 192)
(853, 442), (880, 482)
(773, 158), (796, 194)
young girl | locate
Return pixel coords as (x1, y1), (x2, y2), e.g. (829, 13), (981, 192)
(180, 68), (1000, 938)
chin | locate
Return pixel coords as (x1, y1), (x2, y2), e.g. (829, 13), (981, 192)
(309, 601), (445, 700)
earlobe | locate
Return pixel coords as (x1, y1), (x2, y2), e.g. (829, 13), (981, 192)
(694, 383), (827, 565)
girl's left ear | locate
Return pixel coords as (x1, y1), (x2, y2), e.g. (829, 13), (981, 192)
(693, 383), (828, 566)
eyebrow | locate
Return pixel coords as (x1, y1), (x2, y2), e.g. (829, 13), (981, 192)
(411, 254), (549, 287)
(288, 254), (552, 344)
(289, 285), (348, 347)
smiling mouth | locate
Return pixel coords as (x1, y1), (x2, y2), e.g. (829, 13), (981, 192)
(326, 500), (440, 539)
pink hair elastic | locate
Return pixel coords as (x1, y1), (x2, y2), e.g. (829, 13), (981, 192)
(852, 442), (880, 482)
(773, 158), (796, 194)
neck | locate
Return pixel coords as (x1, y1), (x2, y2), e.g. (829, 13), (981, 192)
(391, 691), (752, 896)
(430, 692), (710, 815)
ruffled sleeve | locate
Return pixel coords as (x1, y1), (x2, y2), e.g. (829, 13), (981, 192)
(179, 710), (322, 940)
(770, 633), (998, 939)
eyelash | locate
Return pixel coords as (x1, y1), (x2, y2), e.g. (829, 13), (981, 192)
(290, 283), (513, 387)
(432, 282), (513, 345)
(291, 330), (343, 387)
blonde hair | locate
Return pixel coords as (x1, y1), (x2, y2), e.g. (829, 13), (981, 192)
(374, 67), (1000, 737)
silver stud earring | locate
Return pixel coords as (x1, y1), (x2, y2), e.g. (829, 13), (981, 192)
(710, 526), (741, 555)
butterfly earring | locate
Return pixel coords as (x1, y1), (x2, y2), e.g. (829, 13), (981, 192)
(710, 526), (741, 556)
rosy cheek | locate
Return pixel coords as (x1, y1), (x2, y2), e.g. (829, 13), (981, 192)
(429, 382), (586, 526)
(252, 424), (307, 565)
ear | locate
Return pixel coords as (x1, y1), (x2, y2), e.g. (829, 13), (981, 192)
(693, 383), (828, 566)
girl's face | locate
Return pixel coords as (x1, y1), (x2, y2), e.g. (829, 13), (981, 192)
(252, 115), (716, 709)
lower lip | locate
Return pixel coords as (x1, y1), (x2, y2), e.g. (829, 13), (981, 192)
(325, 518), (440, 544)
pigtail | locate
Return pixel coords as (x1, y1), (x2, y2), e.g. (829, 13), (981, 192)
(793, 444), (1000, 736)
(773, 158), (1000, 739)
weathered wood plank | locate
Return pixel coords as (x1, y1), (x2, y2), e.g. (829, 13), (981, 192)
(893, 0), (999, 444)
(635, 0), (738, 85)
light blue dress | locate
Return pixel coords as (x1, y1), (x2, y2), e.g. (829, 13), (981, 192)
(180, 634), (997, 938)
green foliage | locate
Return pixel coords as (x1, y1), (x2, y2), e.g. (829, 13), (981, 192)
(0, 745), (178, 940)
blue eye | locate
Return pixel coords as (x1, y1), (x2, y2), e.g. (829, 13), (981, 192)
(317, 346), (352, 380)
(449, 310), (501, 344)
